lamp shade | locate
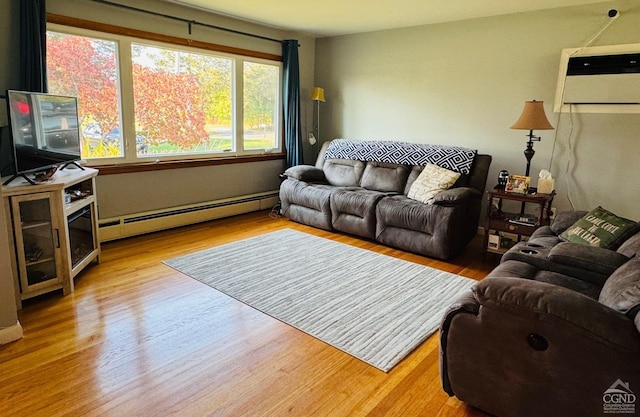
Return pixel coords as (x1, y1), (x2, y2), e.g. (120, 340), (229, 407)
(510, 100), (553, 130)
(310, 87), (325, 102)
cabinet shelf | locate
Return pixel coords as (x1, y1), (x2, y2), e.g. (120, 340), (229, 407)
(21, 220), (53, 230)
(25, 257), (56, 267)
(65, 196), (94, 216)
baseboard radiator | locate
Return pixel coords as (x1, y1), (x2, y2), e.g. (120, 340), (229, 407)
(98, 191), (280, 242)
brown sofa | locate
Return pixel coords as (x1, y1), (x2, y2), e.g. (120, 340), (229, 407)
(440, 211), (640, 417)
(279, 140), (492, 259)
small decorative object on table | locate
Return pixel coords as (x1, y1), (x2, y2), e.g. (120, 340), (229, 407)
(497, 170), (509, 189)
(487, 234), (501, 250)
(505, 175), (530, 194)
(537, 169), (555, 194)
(34, 166), (58, 182)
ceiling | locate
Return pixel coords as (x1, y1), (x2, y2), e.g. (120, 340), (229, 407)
(168, 0), (616, 37)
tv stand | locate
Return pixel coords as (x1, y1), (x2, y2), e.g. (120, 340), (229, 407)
(2, 168), (100, 309)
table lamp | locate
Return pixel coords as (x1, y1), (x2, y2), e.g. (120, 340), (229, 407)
(510, 100), (554, 177)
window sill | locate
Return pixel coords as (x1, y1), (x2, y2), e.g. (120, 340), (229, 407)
(89, 152), (285, 175)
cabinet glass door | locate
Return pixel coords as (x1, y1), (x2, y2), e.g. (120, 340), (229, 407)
(68, 205), (96, 269)
(13, 193), (61, 291)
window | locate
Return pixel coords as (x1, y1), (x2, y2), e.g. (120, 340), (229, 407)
(243, 61), (279, 151)
(46, 31), (122, 158)
(45, 24), (282, 164)
(131, 43), (233, 157)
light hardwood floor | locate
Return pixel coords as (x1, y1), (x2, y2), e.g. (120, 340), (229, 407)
(0, 210), (498, 417)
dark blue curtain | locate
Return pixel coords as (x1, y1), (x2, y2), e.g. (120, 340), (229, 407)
(20, 0), (47, 92)
(282, 40), (302, 168)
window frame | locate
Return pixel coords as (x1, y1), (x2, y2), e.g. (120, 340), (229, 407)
(46, 14), (284, 174)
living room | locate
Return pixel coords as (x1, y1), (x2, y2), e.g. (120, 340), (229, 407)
(1, 0), (639, 415)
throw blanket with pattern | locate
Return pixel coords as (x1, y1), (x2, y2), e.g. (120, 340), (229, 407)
(324, 139), (477, 175)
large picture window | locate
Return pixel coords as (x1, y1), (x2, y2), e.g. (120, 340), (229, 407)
(45, 24), (282, 164)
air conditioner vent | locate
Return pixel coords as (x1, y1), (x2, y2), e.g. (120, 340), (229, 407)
(567, 53), (640, 76)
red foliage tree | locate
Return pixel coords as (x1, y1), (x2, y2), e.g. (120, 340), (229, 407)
(46, 33), (119, 138)
(132, 64), (208, 149)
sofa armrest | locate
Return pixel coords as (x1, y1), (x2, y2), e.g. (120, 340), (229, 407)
(474, 277), (640, 350)
(548, 242), (629, 277)
(439, 291), (480, 395)
(282, 165), (327, 183)
(431, 187), (480, 205)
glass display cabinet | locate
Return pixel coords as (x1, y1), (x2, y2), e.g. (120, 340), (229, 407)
(2, 168), (100, 308)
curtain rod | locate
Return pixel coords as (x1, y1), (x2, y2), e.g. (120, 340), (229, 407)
(92, 0), (283, 44)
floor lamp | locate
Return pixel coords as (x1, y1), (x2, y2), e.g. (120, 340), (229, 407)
(310, 87), (325, 148)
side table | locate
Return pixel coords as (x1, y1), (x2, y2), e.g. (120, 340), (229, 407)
(484, 188), (555, 256)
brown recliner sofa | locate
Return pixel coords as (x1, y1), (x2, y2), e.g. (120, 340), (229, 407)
(440, 211), (640, 417)
(279, 140), (492, 259)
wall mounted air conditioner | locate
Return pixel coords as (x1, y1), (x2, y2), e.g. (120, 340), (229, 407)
(554, 43), (640, 113)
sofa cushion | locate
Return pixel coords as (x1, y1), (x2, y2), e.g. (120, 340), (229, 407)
(407, 163), (460, 204)
(360, 161), (410, 193)
(486, 260), (602, 300)
(431, 187), (481, 205)
(404, 165), (423, 194)
(331, 188), (386, 239)
(549, 211), (588, 235)
(559, 206), (639, 249)
(599, 259), (640, 320)
(501, 241), (613, 287)
(279, 181), (336, 231)
(548, 242), (629, 278)
(376, 194), (440, 234)
(323, 159), (365, 186)
(527, 227), (562, 246)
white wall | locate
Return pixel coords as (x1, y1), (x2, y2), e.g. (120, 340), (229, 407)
(315, 0), (640, 219)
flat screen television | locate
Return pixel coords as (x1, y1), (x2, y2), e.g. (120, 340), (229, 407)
(2, 90), (82, 185)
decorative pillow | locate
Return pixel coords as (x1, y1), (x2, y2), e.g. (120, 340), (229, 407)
(559, 206), (639, 249)
(407, 163), (460, 204)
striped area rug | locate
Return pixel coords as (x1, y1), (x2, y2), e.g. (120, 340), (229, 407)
(163, 229), (476, 372)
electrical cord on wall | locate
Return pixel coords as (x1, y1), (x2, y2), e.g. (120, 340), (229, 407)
(548, 91), (576, 212)
(547, 104), (562, 175)
(564, 105), (577, 211)
(583, 9), (620, 48)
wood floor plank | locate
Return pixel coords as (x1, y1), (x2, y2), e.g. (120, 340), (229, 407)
(0, 210), (498, 417)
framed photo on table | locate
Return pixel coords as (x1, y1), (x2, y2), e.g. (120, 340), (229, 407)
(505, 175), (530, 194)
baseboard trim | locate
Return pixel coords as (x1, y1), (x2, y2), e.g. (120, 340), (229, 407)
(0, 321), (23, 345)
(99, 191), (280, 242)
